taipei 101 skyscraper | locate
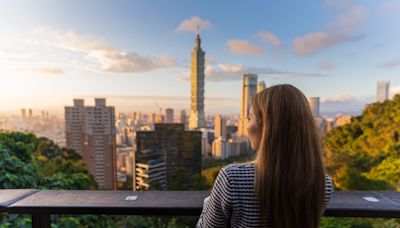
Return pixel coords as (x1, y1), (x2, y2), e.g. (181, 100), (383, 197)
(189, 28), (206, 129)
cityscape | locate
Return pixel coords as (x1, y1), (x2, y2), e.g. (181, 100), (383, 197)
(0, 32), (394, 191)
(0, 1), (399, 227)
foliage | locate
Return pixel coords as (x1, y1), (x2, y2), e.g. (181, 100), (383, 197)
(323, 95), (400, 226)
(320, 217), (400, 228)
(0, 131), (97, 227)
(324, 95), (400, 191)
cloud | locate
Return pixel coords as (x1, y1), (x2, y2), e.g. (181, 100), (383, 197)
(31, 27), (176, 73)
(226, 40), (263, 55)
(371, 43), (384, 49)
(325, 2), (366, 33)
(293, 33), (364, 56)
(1, 49), (34, 61)
(36, 66), (64, 75)
(379, 0), (400, 14)
(320, 93), (373, 115)
(318, 59), (335, 71)
(205, 54), (217, 65)
(378, 57), (400, 68)
(204, 63), (324, 81)
(175, 16), (213, 32)
(321, 93), (354, 103)
(390, 85), (400, 96)
(292, 0), (366, 56)
(256, 32), (280, 48)
(14, 65), (63, 75)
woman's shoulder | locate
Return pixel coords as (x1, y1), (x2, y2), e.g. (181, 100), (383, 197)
(221, 162), (256, 178)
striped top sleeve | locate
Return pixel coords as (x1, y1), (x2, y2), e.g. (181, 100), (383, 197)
(197, 168), (232, 228)
(324, 175), (334, 208)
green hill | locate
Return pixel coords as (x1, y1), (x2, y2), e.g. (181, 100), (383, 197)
(324, 95), (400, 191)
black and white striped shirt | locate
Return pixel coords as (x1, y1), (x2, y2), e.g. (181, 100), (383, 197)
(197, 162), (333, 228)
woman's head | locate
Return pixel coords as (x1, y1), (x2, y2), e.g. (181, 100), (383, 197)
(247, 84), (317, 152)
(250, 84), (326, 228)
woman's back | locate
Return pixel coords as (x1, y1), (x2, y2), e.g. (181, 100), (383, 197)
(197, 162), (333, 228)
(197, 84), (333, 227)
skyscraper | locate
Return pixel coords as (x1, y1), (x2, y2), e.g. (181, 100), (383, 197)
(21, 109), (26, 120)
(28, 109), (33, 119)
(165, 108), (174, 123)
(308, 97), (320, 117)
(180, 110), (187, 127)
(155, 114), (165, 123)
(147, 112), (155, 123)
(189, 32), (206, 129)
(377, 81), (390, 102)
(214, 114), (227, 139)
(238, 74), (258, 139)
(212, 137), (228, 160)
(65, 98), (116, 189)
(257, 80), (266, 93)
(135, 124), (202, 190)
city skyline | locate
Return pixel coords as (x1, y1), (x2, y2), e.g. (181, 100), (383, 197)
(1, 0), (400, 115)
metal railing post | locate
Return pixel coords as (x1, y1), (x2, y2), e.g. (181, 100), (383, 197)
(32, 213), (51, 228)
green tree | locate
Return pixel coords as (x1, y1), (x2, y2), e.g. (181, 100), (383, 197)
(323, 95), (400, 226)
(0, 131), (97, 226)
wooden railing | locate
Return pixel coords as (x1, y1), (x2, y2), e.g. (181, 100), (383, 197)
(0, 190), (399, 228)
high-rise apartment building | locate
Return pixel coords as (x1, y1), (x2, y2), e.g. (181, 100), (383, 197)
(21, 109), (26, 119)
(212, 137), (228, 159)
(308, 97), (320, 117)
(155, 114), (165, 123)
(65, 98), (116, 189)
(135, 124), (201, 190)
(257, 80), (266, 93)
(180, 110), (187, 127)
(214, 115), (227, 139)
(165, 108), (174, 123)
(189, 32), (206, 129)
(237, 74), (258, 140)
(377, 81), (390, 102)
(28, 109), (33, 119)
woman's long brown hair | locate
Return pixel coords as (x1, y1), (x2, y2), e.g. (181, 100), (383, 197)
(252, 84), (326, 228)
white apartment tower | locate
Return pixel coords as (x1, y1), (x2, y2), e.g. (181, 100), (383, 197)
(308, 97), (320, 117)
(377, 81), (390, 102)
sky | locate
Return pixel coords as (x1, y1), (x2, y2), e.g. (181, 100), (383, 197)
(0, 0), (400, 115)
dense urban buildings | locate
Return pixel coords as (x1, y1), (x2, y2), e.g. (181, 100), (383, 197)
(188, 32), (206, 129)
(65, 98), (116, 189)
(0, 109), (65, 146)
(377, 81), (390, 102)
(134, 123), (201, 190)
